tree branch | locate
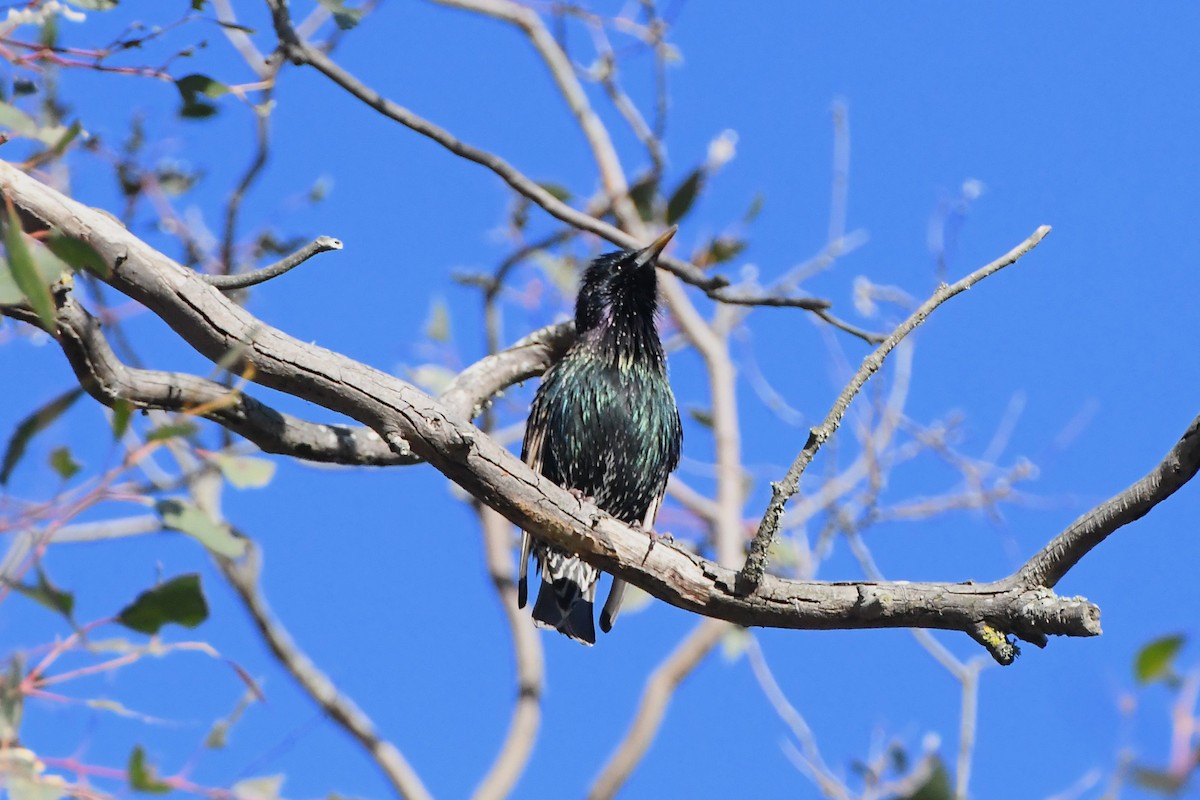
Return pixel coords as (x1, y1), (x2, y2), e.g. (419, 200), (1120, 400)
(472, 505), (544, 800)
(738, 225), (1053, 590)
(1014, 413), (1200, 590)
(0, 162), (1157, 664)
(588, 618), (728, 799)
(1, 295), (572, 468)
(262, 0), (857, 321)
(218, 542), (432, 800)
(203, 235), (343, 291)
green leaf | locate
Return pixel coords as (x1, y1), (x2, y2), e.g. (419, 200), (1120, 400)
(111, 399), (132, 439)
(536, 182), (572, 203)
(743, 192), (765, 223)
(629, 174), (658, 222)
(0, 658), (24, 746)
(176, 74), (228, 100)
(232, 775), (284, 800)
(896, 757), (952, 800)
(307, 175), (332, 204)
(720, 626), (749, 662)
(213, 454), (275, 489)
(7, 566), (74, 621)
(1131, 764), (1189, 795)
(47, 120), (83, 158)
(666, 168), (704, 225)
(146, 421), (198, 442)
(175, 74), (228, 119)
(4, 203), (58, 333)
(687, 406), (714, 429)
(316, 0), (364, 29)
(767, 536), (800, 569)
(156, 499), (247, 558)
(48, 446), (81, 480)
(0, 242), (69, 305)
(127, 745), (171, 793)
(1, 387), (84, 485)
(217, 20), (255, 33)
(424, 297), (451, 343)
(0, 101), (40, 139)
(46, 230), (109, 278)
(1135, 634), (1186, 685)
(706, 236), (747, 265)
(117, 574), (209, 634)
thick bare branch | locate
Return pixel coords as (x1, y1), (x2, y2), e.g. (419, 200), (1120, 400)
(2, 299), (400, 465)
(738, 225), (1053, 590)
(1015, 413), (1200, 589)
(2, 296), (572, 468)
(0, 162), (1123, 657)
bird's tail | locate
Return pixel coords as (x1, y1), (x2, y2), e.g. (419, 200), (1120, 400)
(528, 545), (598, 645)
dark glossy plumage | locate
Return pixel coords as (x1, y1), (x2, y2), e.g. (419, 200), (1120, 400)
(518, 228), (683, 645)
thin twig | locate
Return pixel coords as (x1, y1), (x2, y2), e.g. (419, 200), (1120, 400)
(219, 94), (274, 279)
(745, 635), (851, 800)
(263, 0), (855, 321)
(203, 236), (343, 291)
(431, 0), (641, 228)
(738, 225), (1052, 591)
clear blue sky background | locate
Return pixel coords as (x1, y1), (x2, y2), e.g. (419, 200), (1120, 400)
(3, 2), (1200, 798)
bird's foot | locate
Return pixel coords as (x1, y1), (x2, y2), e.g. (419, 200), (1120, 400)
(640, 526), (674, 562)
(567, 487), (594, 505)
(567, 488), (603, 526)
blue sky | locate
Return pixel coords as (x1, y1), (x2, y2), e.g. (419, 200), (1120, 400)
(3, 2), (1200, 798)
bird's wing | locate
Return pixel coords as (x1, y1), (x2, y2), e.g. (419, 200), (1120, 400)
(516, 407), (546, 609)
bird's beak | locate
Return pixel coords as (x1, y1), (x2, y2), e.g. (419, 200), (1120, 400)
(632, 225), (678, 270)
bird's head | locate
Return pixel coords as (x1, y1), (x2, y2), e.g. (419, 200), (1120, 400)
(576, 226), (676, 334)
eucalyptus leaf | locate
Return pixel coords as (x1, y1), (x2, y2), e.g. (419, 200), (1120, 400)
(156, 499), (247, 558)
(146, 421), (198, 442)
(4, 203), (57, 333)
(127, 745), (170, 793)
(1134, 634), (1185, 685)
(213, 454), (276, 489)
(46, 230), (109, 277)
(0, 387), (84, 485)
(48, 446), (81, 480)
(5, 567), (74, 621)
(117, 573), (209, 634)
(666, 169), (704, 225)
(232, 775), (285, 800)
(898, 757), (952, 800)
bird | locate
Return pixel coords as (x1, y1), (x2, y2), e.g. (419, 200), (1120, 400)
(517, 226), (683, 645)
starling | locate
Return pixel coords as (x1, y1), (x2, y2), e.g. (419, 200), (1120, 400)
(517, 227), (683, 645)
